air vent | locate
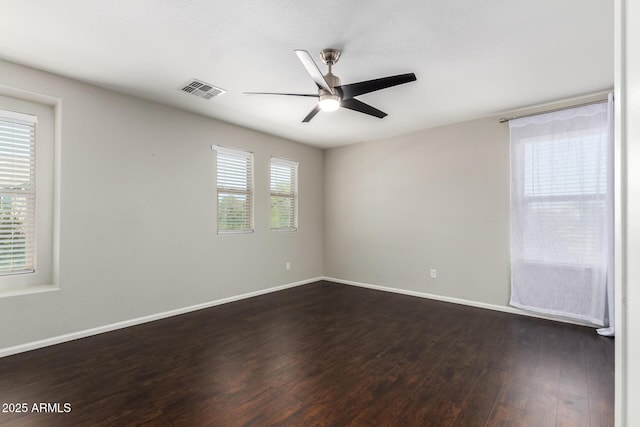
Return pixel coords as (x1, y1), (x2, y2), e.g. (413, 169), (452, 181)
(179, 79), (226, 100)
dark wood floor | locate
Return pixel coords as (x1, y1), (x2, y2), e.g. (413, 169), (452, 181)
(0, 281), (614, 426)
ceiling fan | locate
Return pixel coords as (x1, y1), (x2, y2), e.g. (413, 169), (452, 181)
(244, 49), (417, 123)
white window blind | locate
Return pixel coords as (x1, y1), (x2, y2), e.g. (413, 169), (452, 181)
(520, 131), (606, 266)
(270, 157), (298, 231)
(0, 110), (37, 275)
(213, 145), (253, 233)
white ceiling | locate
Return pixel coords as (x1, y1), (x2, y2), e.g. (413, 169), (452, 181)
(0, 0), (613, 148)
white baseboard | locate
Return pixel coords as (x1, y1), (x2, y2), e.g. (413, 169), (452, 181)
(0, 277), (322, 358)
(2, 275), (596, 358)
(321, 276), (596, 328)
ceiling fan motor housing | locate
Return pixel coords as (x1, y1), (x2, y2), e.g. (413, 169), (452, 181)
(319, 54), (342, 108)
(323, 73), (341, 91)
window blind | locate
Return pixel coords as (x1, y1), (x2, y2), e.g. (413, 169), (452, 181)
(0, 110), (37, 275)
(518, 130), (607, 266)
(213, 145), (253, 233)
(270, 157), (298, 231)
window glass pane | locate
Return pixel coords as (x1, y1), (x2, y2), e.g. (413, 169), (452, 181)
(523, 132), (606, 197)
(522, 199), (606, 265)
(217, 153), (250, 191)
(271, 196), (293, 229)
(218, 193), (251, 231)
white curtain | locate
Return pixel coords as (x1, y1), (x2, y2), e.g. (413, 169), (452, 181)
(509, 95), (614, 330)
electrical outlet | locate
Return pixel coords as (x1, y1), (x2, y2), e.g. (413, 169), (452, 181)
(430, 269), (437, 279)
(285, 262), (291, 271)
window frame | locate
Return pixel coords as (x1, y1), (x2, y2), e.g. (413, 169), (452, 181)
(0, 94), (56, 294)
(212, 145), (254, 234)
(0, 109), (37, 276)
(270, 156), (298, 232)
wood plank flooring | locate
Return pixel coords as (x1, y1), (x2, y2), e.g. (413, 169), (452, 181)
(0, 281), (614, 426)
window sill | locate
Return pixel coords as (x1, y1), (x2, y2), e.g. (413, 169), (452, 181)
(517, 259), (600, 270)
(0, 284), (59, 299)
(217, 230), (254, 235)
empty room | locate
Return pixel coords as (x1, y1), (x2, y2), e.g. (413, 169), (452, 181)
(0, 1), (638, 426)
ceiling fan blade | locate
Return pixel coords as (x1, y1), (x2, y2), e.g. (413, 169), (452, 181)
(243, 92), (319, 97)
(337, 73), (417, 99)
(302, 105), (322, 123)
(341, 98), (387, 119)
(294, 50), (334, 94)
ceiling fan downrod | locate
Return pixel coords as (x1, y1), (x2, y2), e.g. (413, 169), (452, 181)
(319, 48), (341, 89)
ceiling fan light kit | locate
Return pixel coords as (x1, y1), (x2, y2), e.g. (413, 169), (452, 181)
(244, 48), (416, 122)
(318, 93), (340, 111)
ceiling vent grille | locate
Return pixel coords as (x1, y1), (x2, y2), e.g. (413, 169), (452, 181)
(179, 79), (226, 100)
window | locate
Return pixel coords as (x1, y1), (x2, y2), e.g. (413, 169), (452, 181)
(0, 110), (36, 275)
(270, 157), (298, 231)
(519, 132), (606, 265)
(213, 145), (253, 233)
(0, 94), (55, 293)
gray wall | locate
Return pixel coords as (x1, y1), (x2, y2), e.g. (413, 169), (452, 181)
(323, 117), (511, 306)
(0, 59), (324, 350)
